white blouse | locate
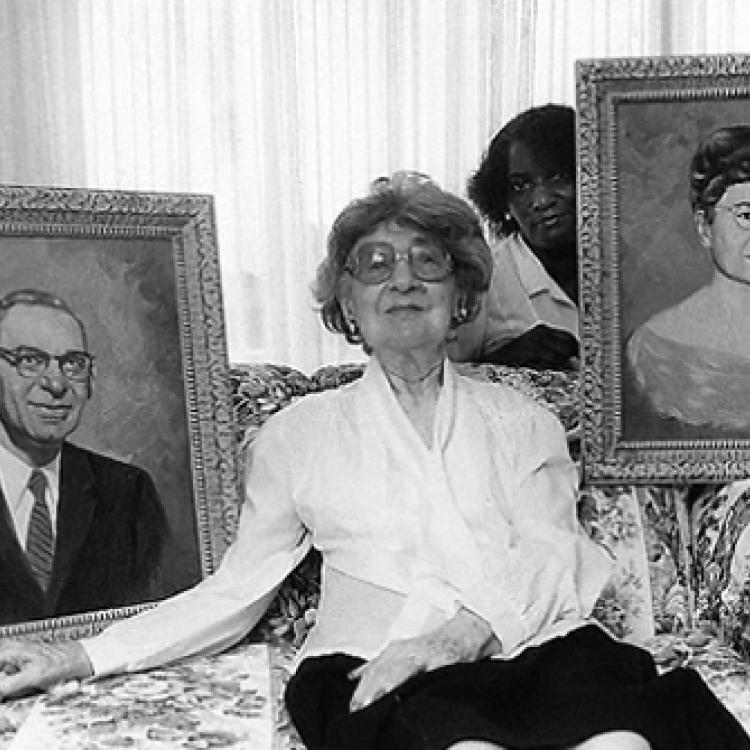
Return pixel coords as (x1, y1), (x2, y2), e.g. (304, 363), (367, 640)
(83, 359), (612, 676)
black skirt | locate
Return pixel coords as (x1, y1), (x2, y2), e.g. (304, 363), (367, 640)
(284, 625), (750, 750)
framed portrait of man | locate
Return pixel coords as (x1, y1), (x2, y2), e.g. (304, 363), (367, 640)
(0, 186), (239, 638)
(578, 54), (750, 483)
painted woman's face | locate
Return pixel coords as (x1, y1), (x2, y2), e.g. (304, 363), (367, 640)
(698, 181), (750, 285)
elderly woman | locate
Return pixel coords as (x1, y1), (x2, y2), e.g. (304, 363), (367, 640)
(449, 104), (579, 370)
(626, 125), (750, 439)
(1, 173), (748, 750)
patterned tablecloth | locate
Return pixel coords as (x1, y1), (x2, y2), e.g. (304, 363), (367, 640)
(1, 643), (274, 750)
(1, 634), (749, 749)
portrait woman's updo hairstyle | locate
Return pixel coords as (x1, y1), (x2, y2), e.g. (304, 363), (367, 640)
(314, 171), (493, 349)
(467, 104), (575, 236)
(690, 125), (750, 216)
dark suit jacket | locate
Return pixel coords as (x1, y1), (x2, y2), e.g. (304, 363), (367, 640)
(0, 442), (168, 625)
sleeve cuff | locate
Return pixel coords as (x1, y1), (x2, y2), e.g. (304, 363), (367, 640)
(460, 594), (527, 655)
(80, 634), (125, 678)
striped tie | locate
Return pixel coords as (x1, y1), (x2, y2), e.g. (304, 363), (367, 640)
(26, 470), (54, 591)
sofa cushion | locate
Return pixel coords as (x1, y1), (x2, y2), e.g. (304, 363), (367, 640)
(577, 485), (689, 640)
(230, 364), (312, 450)
(693, 480), (750, 659)
(452, 362), (580, 434)
(308, 361), (580, 423)
(308, 363), (365, 392)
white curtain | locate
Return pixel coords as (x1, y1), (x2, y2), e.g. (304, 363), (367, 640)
(1, 0), (749, 372)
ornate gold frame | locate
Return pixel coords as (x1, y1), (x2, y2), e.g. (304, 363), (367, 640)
(578, 54), (750, 484)
(0, 186), (239, 639)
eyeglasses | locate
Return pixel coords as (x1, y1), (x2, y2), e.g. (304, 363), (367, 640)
(509, 171), (572, 196)
(0, 346), (94, 381)
(345, 243), (453, 285)
(714, 201), (750, 231)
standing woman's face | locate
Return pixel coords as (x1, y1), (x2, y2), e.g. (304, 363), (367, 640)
(507, 140), (576, 255)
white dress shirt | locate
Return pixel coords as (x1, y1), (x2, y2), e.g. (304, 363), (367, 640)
(448, 232), (579, 361)
(0, 443), (59, 548)
(82, 358), (612, 677)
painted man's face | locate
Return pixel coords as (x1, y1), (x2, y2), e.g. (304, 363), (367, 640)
(0, 304), (91, 460)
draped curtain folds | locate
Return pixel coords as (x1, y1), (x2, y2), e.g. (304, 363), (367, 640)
(0, 0), (748, 372)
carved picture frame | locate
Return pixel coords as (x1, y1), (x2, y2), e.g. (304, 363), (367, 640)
(578, 54), (750, 484)
(0, 185), (239, 639)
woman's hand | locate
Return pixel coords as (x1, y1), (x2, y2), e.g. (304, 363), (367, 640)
(348, 607), (500, 711)
(486, 325), (579, 370)
(0, 639), (93, 701)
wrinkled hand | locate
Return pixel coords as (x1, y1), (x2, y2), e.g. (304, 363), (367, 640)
(347, 608), (499, 712)
(0, 639), (93, 701)
(485, 325), (579, 371)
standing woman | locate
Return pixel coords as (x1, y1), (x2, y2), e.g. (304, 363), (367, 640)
(449, 104), (579, 370)
(1, 173), (748, 750)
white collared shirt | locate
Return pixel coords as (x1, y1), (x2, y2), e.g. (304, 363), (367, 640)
(448, 232), (579, 361)
(82, 359), (612, 677)
(0, 442), (59, 549)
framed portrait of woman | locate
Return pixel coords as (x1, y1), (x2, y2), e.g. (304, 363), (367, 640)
(578, 53), (750, 483)
(0, 185), (239, 638)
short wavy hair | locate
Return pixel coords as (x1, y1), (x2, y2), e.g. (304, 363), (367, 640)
(314, 171), (493, 349)
(690, 125), (750, 219)
(0, 288), (88, 348)
(467, 104), (576, 236)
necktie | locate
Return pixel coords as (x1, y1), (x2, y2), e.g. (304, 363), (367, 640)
(26, 470), (54, 591)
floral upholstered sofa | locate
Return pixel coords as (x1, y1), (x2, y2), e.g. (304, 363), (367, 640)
(232, 361), (750, 747)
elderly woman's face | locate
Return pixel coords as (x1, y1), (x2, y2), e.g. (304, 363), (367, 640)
(507, 140), (576, 254)
(699, 182), (750, 285)
(340, 221), (457, 356)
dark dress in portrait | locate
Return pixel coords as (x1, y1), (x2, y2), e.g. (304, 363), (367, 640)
(0, 442), (168, 625)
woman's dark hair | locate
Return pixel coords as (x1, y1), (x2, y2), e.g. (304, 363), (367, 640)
(314, 171), (493, 349)
(467, 104), (576, 236)
(690, 125), (750, 218)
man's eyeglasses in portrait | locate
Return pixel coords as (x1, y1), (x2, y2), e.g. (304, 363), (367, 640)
(0, 346), (94, 381)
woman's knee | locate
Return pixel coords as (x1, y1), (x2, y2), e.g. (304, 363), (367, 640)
(570, 730), (651, 750)
(447, 742), (506, 750)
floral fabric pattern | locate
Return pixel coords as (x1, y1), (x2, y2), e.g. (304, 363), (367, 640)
(693, 480), (750, 658)
(577, 485), (689, 640)
(452, 362), (579, 431)
(577, 485), (648, 639)
(308, 363), (365, 392)
(230, 365), (312, 451)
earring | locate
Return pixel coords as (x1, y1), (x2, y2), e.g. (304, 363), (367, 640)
(346, 317), (360, 337)
(451, 300), (469, 327)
